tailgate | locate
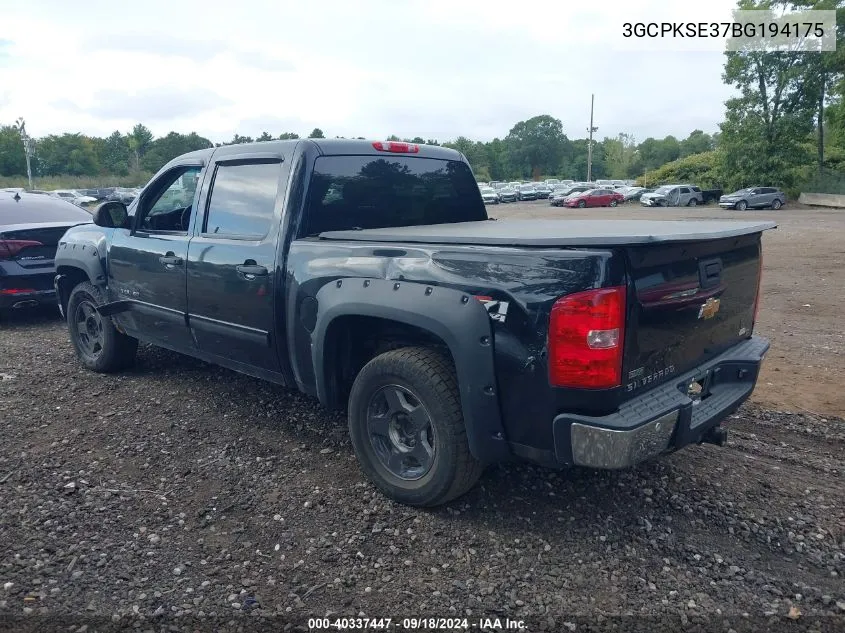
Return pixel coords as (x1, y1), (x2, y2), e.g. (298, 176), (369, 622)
(623, 233), (762, 394)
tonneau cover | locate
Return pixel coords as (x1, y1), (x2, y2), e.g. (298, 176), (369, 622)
(318, 219), (777, 247)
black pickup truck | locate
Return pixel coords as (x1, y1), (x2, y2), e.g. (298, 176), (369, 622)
(54, 139), (775, 507)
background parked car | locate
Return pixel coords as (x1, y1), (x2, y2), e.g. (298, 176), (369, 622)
(640, 184), (704, 207)
(719, 187), (785, 210)
(107, 187), (139, 204)
(0, 191), (92, 313)
(479, 186), (500, 205)
(48, 190), (97, 206)
(533, 183), (552, 199)
(496, 185), (519, 202)
(564, 188), (625, 208)
(550, 185), (593, 206)
(516, 184), (538, 201)
(623, 186), (652, 201)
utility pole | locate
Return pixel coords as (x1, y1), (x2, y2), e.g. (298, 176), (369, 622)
(586, 94), (598, 183)
(15, 118), (34, 190)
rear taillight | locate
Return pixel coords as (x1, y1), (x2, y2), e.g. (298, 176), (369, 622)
(0, 239), (43, 260)
(752, 250), (763, 327)
(372, 141), (420, 154)
(0, 288), (37, 295)
(548, 286), (626, 389)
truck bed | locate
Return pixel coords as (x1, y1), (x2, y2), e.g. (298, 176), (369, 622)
(318, 219), (777, 247)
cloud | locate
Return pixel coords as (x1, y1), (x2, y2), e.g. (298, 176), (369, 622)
(52, 87), (233, 122)
(0, 0), (740, 143)
(84, 33), (227, 63)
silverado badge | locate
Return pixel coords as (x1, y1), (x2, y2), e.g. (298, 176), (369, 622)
(698, 297), (721, 320)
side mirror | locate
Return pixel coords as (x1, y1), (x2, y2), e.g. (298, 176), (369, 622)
(92, 201), (130, 229)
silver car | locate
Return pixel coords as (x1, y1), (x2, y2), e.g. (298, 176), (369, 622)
(640, 185), (704, 207)
(719, 187), (785, 211)
(479, 186), (500, 205)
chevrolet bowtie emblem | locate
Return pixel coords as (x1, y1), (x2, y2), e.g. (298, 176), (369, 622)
(698, 297), (721, 320)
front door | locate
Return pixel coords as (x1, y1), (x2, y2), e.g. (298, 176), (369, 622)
(109, 165), (204, 349)
(186, 153), (288, 372)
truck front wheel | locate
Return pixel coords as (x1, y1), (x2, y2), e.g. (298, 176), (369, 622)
(347, 347), (483, 507)
(67, 282), (138, 373)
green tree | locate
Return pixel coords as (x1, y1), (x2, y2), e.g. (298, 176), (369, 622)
(718, 0), (817, 189)
(636, 151), (722, 188)
(680, 130), (715, 157)
(256, 131), (273, 142)
(141, 132), (213, 172)
(602, 133), (638, 179)
(791, 0), (845, 171)
(0, 125), (27, 176)
(128, 124), (153, 172)
(308, 128), (325, 139)
(279, 132), (300, 140)
(99, 130), (132, 176)
(505, 115), (568, 180)
(36, 134), (100, 176)
(228, 134), (254, 145)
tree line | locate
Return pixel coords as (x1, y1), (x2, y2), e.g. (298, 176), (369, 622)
(0, 116), (717, 185)
(1, 0), (842, 194)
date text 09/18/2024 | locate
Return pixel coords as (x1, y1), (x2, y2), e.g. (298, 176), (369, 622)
(308, 617), (527, 630)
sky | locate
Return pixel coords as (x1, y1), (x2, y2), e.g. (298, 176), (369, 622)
(0, 0), (742, 145)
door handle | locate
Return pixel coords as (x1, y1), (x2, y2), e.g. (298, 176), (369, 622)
(159, 254), (183, 267)
(236, 264), (268, 277)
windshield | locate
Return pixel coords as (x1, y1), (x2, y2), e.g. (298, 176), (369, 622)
(519, 185), (534, 191)
(480, 187), (494, 194)
(655, 186), (674, 194)
(730, 188), (753, 195)
(303, 155), (487, 235)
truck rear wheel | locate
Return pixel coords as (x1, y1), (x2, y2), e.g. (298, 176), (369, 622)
(67, 282), (138, 373)
(347, 347), (483, 507)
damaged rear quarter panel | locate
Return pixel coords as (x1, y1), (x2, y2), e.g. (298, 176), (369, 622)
(285, 239), (623, 451)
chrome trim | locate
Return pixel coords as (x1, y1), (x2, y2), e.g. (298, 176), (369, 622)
(570, 410), (678, 469)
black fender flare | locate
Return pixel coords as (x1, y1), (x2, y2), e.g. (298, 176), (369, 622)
(312, 278), (511, 464)
(54, 240), (108, 289)
(54, 239), (109, 314)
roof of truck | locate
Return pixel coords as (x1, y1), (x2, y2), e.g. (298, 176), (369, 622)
(173, 139), (462, 163)
(319, 219), (778, 247)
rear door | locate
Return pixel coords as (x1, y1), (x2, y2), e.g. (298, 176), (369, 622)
(623, 233), (761, 394)
(759, 188), (776, 207)
(186, 150), (289, 371)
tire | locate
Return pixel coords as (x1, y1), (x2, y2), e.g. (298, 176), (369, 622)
(736, 200), (748, 211)
(610, 199), (618, 207)
(67, 282), (138, 372)
(771, 199), (782, 210)
(347, 347), (484, 507)
(687, 198), (698, 206)
(578, 200), (586, 208)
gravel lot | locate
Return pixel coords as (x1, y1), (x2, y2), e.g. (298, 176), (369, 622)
(1, 202), (844, 631)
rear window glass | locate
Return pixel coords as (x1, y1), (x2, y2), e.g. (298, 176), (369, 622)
(0, 195), (91, 226)
(303, 156), (486, 235)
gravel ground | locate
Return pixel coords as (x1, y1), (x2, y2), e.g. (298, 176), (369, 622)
(1, 307), (844, 632)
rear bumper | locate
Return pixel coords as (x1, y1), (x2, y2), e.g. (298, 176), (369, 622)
(551, 335), (769, 468)
(0, 288), (56, 310)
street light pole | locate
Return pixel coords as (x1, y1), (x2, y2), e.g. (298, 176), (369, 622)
(15, 118), (34, 190)
(586, 94), (598, 182)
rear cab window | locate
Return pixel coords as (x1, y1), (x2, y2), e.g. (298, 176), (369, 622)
(302, 156), (486, 236)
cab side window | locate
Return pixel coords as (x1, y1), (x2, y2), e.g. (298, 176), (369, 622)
(202, 162), (280, 239)
(137, 167), (202, 233)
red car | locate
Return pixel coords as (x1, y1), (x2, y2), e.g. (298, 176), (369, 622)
(564, 188), (625, 208)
